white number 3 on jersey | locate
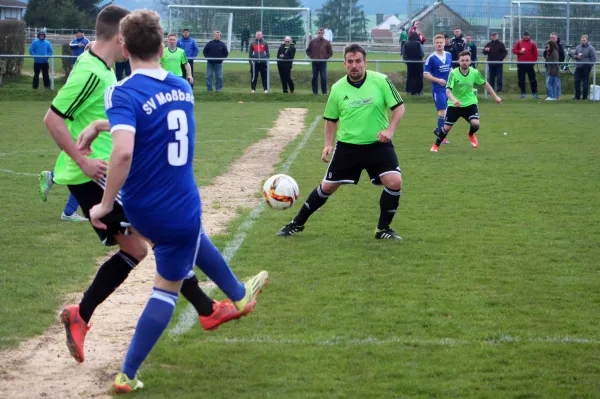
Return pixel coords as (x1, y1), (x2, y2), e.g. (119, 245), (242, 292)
(167, 110), (189, 166)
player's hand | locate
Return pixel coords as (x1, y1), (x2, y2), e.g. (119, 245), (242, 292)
(453, 99), (461, 107)
(79, 158), (108, 180)
(78, 43), (84, 47)
(89, 202), (113, 230)
(438, 79), (446, 86)
(495, 96), (502, 104)
(377, 129), (394, 143)
(321, 146), (333, 163)
(77, 122), (102, 155)
(188, 76), (194, 84)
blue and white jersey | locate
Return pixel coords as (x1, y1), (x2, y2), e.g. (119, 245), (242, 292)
(424, 51), (452, 90)
(105, 69), (200, 241)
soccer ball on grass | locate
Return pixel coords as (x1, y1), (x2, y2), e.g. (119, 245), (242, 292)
(262, 174), (299, 210)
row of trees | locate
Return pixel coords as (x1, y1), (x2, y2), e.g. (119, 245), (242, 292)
(24, 0), (105, 28)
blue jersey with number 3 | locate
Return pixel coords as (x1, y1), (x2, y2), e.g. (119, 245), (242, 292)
(105, 69), (199, 242)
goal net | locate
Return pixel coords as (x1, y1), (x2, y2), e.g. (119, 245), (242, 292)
(168, 5), (311, 54)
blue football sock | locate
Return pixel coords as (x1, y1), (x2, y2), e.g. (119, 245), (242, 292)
(122, 288), (178, 379)
(195, 233), (245, 301)
(437, 116), (445, 132)
(63, 193), (79, 216)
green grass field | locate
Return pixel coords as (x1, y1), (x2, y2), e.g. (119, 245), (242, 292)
(1, 98), (599, 397)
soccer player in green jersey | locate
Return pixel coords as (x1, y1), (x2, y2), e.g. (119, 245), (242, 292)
(431, 50), (502, 152)
(161, 33), (194, 85)
(43, 6), (238, 365)
(277, 44), (406, 240)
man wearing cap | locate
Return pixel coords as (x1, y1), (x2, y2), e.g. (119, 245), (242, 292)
(277, 36), (296, 94)
(483, 32), (508, 93)
(512, 30), (539, 99)
(29, 31), (53, 89)
(69, 29), (89, 65)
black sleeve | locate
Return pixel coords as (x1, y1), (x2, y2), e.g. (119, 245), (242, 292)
(323, 116), (339, 122)
(390, 102), (403, 111)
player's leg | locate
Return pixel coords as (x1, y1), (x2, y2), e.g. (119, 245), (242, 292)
(114, 240), (190, 394)
(432, 89), (449, 143)
(466, 105), (480, 148)
(276, 142), (361, 236)
(61, 193), (88, 222)
(39, 170), (54, 202)
(366, 143), (403, 240)
(431, 106), (458, 152)
(195, 232), (268, 313)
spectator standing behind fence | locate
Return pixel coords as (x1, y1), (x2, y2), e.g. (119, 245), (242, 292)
(400, 29), (408, 54)
(466, 35), (477, 68)
(402, 32), (424, 95)
(324, 26), (333, 42)
(69, 29), (89, 65)
(29, 31), (52, 89)
(249, 31), (270, 93)
(450, 28), (467, 67)
(572, 35), (596, 101)
(306, 28), (333, 95)
(543, 32), (565, 66)
(177, 28), (199, 84)
(483, 32), (507, 93)
(444, 35), (452, 53)
(203, 31), (229, 92)
(277, 36), (296, 94)
(512, 31), (539, 99)
(545, 40), (560, 101)
(241, 24), (250, 52)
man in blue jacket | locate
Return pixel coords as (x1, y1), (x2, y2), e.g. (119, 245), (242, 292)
(177, 28), (199, 85)
(69, 29), (90, 64)
(29, 31), (53, 89)
(203, 30), (229, 92)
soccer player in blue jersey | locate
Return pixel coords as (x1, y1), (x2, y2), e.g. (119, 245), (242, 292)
(424, 34), (453, 145)
(82, 10), (268, 393)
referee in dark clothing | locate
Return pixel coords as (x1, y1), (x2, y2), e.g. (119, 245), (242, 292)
(277, 44), (406, 240)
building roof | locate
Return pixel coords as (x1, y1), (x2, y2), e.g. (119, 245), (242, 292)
(374, 15), (402, 31)
(0, 0), (27, 8)
(396, 2), (472, 32)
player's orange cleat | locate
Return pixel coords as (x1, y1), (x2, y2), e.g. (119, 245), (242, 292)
(199, 299), (246, 331)
(430, 144), (439, 152)
(468, 133), (478, 148)
(60, 304), (91, 363)
(442, 138), (450, 144)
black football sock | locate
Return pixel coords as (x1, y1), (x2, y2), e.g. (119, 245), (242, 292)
(435, 128), (450, 146)
(180, 275), (215, 317)
(78, 250), (138, 323)
(293, 184), (331, 226)
(468, 124), (480, 136)
(377, 187), (401, 230)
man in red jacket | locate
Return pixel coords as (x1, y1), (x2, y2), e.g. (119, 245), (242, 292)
(512, 30), (539, 99)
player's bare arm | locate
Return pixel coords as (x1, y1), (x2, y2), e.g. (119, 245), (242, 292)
(424, 72), (446, 87)
(89, 130), (134, 229)
(484, 82), (502, 104)
(322, 120), (337, 162)
(446, 87), (460, 107)
(44, 109), (108, 180)
(185, 62), (194, 84)
(77, 120), (110, 155)
(377, 104), (405, 143)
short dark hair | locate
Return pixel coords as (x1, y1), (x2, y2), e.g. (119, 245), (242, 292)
(344, 43), (367, 60)
(120, 10), (163, 61)
(183, 28), (189, 32)
(76, 29), (83, 33)
(444, 34), (450, 39)
(458, 50), (471, 58)
(96, 5), (130, 40)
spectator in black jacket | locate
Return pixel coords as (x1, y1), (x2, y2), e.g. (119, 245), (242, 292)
(402, 32), (424, 95)
(241, 24), (250, 52)
(249, 31), (270, 93)
(277, 36), (296, 94)
(450, 27), (467, 67)
(203, 31), (229, 92)
(543, 32), (565, 65)
(483, 32), (508, 93)
(444, 35), (452, 53)
(466, 35), (477, 68)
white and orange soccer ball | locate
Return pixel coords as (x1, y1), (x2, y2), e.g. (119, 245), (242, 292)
(262, 174), (299, 210)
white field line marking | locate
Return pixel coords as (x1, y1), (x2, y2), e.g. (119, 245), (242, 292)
(201, 335), (600, 346)
(0, 169), (38, 177)
(169, 114), (322, 337)
(0, 150), (47, 157)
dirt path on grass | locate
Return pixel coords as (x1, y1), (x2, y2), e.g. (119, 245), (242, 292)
(0, 108), (308, 399)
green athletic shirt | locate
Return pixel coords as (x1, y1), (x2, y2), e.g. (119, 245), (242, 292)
(446, 67), (485, 107)
(160, 47), (187, 77)
(50, 50), (116, 185)
(323, 71), (403, 145)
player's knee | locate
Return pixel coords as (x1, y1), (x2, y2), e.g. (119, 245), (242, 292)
(443, 125), (451, 134)
(118, 235), (148, 262)
(320, 182), (340, 195)
(470, 120), (480, 129)
(381, 175), (402, 191)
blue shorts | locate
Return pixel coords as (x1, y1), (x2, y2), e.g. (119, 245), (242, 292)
(433, 88), (448, 111)
(127, 209), (202, 282)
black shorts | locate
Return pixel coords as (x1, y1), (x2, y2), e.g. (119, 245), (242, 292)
(324, 141), (401, 185)
(68, 179), (129, 246)
(444, 104), (480, 126)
